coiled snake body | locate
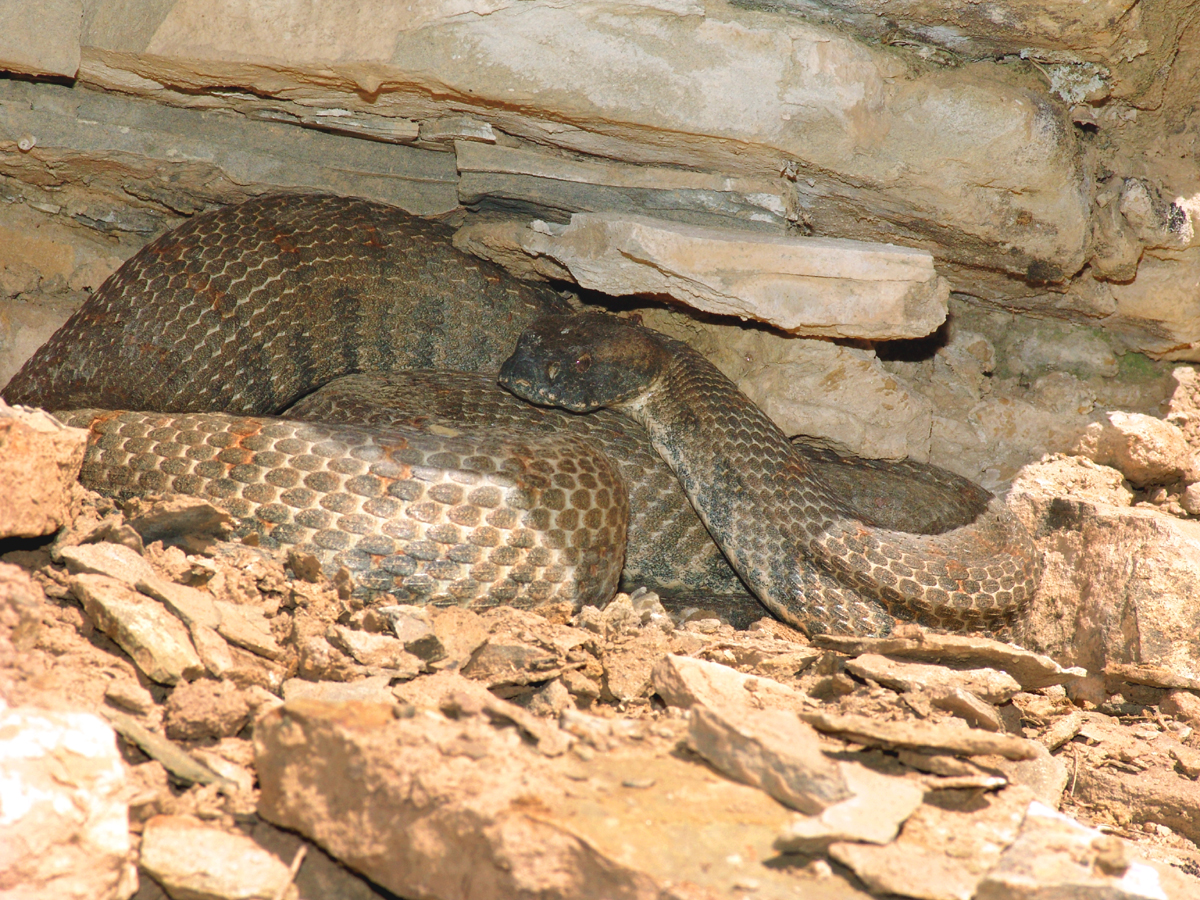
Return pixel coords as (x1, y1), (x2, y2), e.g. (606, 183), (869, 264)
(4, 193), (1041, 635)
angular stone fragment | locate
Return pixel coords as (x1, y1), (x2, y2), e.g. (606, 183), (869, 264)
(140, 815), (292, 900)
(255, 698), (806, 899)
(281, 675), (397, 705)
(213, 600), (283, 661)
(651, 653), (806, 712)
(136, 575), (221, 630)
(1072, 742), (1200, 847)
(436, 677), (572, 757)
(0, 402), (87, 538)
(105, 710), (235, 789)
(0, 562), (42, 695)
(845, 653), (1021, 705)
(165, 679), (251, 741)
(71, 573), (203, 684)
(123, 495), (233, 549)
(372, 605), (445, 661)
(460, 637), (563, 687)
(326, 625), (422, 675)
(774, 761), (925, 853)
(686, 705), (849, 813)
(0, 705), (136, 900)
(1073, 411), (1192, 487)
(1010, 479), (1200, 688)
(975, 802), (1173, 900)
(812, 632), (1084, 691)
(991, 743), (1071, 809)
(930, 688), (1005, 732)
(519, 213), (949, 339)
(428, 606), (490, 669)
(190, 623), (236, 678)
(104, 678), (155, 715)
(829, 786), (1033, 900)
(802, 711), (1040, 760)
(59, 541), (158, 586)
(1105, 663), (1200, 693)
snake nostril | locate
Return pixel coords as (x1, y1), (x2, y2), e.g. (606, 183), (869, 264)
(575, 353), (592, 373)
(546, 361), (560, 382)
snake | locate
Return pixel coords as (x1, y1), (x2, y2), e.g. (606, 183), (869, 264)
(3, 192), (1041, 636)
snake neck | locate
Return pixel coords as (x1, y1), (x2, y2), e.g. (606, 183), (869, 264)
(616, 344), (814, 551)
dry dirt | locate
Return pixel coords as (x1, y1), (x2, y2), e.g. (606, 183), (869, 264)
(6, 466), (1200, 898)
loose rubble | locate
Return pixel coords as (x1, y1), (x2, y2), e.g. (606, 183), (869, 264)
(5, 404), (1200, 899)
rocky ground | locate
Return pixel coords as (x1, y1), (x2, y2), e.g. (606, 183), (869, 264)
(6, 380), (1200, 900)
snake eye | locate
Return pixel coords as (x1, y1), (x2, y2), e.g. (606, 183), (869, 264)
(546, 361), (560, 382)
(574, 353), (592, 373)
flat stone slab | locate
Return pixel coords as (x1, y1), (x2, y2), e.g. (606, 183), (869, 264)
(255, 698), (875, 900)
(140, 814), (292, 900)
(844, 653), (1022, 705)
(812, 632), (1085, 691)
(70, 573), (203, 685)
(801, 711), (1040, 761)
(686, 704), (850, 813)
(520, 213), (949, 339)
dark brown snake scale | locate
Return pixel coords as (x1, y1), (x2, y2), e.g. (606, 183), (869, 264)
(4, 193), (1042, 636)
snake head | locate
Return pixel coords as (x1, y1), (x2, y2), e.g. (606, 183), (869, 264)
(499, 313), (666, 412)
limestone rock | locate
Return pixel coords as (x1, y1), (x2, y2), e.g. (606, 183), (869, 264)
(1107, 249), (1200, 361)
(0, 402), (87, 538)
(774, 761), (925, 853)
(190, 623), (236, 679)
(0, 0), (81, 79)
(651, 653), (806, 713)
(0, 704), (137, 900)
(370, 605), (445, 662)
(254, 698), (806, 899)
(70, 573), (203, 685)
(213, 600), (283, 661)
(1011, 466), (1200, 692)
(104, 679), (155, 716)
(122, 495), (233, 551)
(1007, 456), (1134, 514)
(326, 625), (422, 675)
(812, 630), (1083, 692)
(518, 213), (949, 339)
(136, 575), (222, 631)
(280, 675), (397, 705)
(58, 541), (157, 586)
(828, 786), (1033, 900)
(1072, 412), (1192, 486)
(139, 815), (292, 900)
(975, 802), (1174, 900)
(801, 711), (1040, 760)
(73, 0), (1089, 281)
(686, 704), (850, 814)
(454, 141), (786, 236)
(0, 562), (42, 696)
(164, 680), (251, 742)
(844, 653), (1022, 705)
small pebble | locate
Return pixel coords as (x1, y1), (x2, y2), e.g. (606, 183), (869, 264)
(105, 679), (155, 715)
